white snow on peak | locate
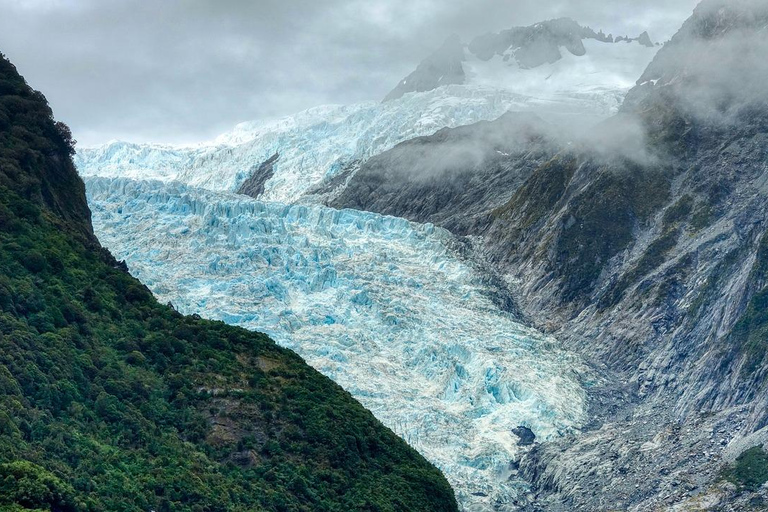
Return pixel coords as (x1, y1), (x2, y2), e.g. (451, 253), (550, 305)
(75, 39), (657, 205)
(86, 176), (587, 510)
(464, 39), (657, 96)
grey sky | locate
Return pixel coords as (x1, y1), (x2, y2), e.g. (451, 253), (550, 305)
(0, 0), (700, 146)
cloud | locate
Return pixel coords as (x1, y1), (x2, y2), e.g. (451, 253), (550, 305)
(0, 0), (699, 145)
(629, 0), (768, 124)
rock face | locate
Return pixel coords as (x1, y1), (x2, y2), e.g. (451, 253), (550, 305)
(468, 18), (590, 65)
(637, 31), (655, 47)
(383, 34), (465, 102)
(236, 152), (278, 199)
(333, 0), (768, 509)
(513, 426), (537, 446)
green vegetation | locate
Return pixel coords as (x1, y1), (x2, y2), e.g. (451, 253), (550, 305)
(729, 230), (768, 376)
(652, 253), (694, 307)
(554, 166), (670, 303)
(492, 155), (577, 229)
(723, 446), (768, 492)
(0, 52), (457, 511)
(600, 228), (680, 309)
(491, 153), (670, 305)
(690, 203), (714, 231)
(599, 193), (696, 309)
(687, 240), (743, 320)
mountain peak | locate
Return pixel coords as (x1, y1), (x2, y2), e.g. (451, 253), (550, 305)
(383, 19), (658, 102)
(383, 33), (465, 102)
(623, 0), (768, 117)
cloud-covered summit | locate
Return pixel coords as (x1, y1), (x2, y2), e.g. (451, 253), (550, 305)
(0, 0), (699, 145)
(385, 17), (658, 102)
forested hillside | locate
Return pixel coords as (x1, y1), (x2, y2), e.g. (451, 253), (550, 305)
(0, 52), (457, 512)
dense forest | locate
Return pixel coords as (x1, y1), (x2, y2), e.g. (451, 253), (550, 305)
(0, 52), (457, 511)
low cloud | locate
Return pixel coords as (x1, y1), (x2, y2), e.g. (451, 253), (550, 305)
(0, 0), (699, 145)
(634, 0), (768, 123)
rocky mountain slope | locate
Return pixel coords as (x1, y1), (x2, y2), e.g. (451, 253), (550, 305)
(332, 0), (768, 509)
(0, 52), (457, 511)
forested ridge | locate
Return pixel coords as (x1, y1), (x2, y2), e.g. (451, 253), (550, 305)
(0, 52), (457, 512)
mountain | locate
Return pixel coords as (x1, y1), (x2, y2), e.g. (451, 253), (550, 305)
(0, 52), (457, 511)
(69, 3), (768, 509)
(384, 18), (657, 102)
(75, 19), (657, 207)
(332, 0), (768, 509)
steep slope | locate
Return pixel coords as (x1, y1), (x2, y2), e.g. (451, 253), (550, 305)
(333, 0), (768, 509)
(382, 34), (465, 102)
(0, 52), (457, 511)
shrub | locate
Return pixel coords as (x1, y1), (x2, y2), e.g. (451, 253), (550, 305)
(723, 446), (768, 491)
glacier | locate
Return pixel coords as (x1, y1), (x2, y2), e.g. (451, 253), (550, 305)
(86, 176), (587, 510)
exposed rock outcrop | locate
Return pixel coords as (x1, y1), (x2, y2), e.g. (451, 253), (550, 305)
(236, 152), (278, 199)
(335, 1), (768, 508)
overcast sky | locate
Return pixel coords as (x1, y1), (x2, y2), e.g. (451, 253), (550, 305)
(0, 0), (700, 146)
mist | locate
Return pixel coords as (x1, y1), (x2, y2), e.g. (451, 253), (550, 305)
(634, 0), (768, 123)
(0, 0), (699, 146)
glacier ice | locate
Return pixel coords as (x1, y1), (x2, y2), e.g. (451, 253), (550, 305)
(85, 176), (587, 510)
(76, 37), (657, 206)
